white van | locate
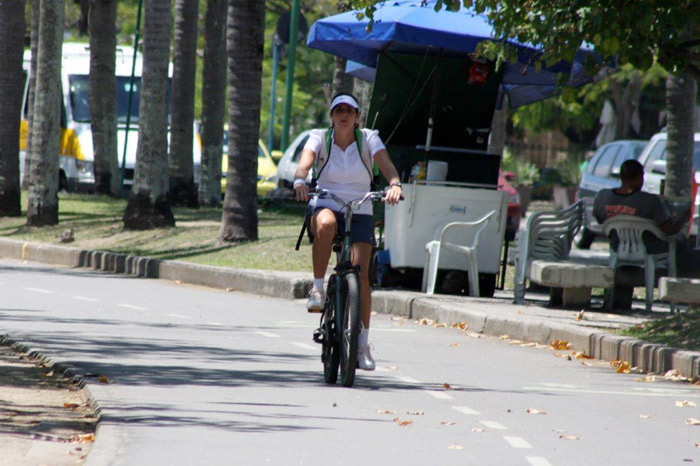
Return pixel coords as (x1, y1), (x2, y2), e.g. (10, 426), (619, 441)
(636, 130), (700, 238)
(20, 43), (200, 192)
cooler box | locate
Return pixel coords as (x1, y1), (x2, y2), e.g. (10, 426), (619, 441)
(384, 182), (507, 274)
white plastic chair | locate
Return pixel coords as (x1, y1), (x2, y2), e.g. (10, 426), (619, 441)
(422, 210), (497, 297)
(602, 215), (676, 312)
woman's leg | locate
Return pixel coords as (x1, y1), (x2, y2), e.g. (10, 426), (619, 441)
(310, 209), (337, 281)
(352, 241), (373, 328)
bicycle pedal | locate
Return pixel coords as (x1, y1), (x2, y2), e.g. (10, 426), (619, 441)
(312, 328), (324, 344)
(307, 307), (323, 313)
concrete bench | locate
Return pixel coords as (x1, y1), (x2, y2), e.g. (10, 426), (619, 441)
(529, 259), (615, 308)
(659, 277), (700, 310)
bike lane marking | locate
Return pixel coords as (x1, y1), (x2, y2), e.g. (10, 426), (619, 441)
(257, 331), (281, 338)
(452, 405), (481, 416)
(527, 457), (553, 466)
(118, 304), (148, 311)
(291, 342), (317, 351)
(503, 436), (533, 449)
(425, 390), (453, 400)
(72, 296), (99, 302)
(24, 287), (54, 293)
(479, 420), (507, 430)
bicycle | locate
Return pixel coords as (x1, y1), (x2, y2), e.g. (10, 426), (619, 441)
(309, 189), (397, 387)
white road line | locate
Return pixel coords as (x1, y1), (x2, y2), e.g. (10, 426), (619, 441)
(257, 331), (281, 338)
(453, 405), (481, 416)
(118, 304), (148, 311)
(480, 421), (508, 430)
(503, 436), (532, 449)
(425, 390), (453, 400)
(24, 287), (53, 293)
(165, 313), (193, 319)
(206, 322), (224, 326)
(291, 342), (317, 351)
(397, 376), (422, 384)
(527, 457), (553, 466)
(523, 386), (700, 398)
(72, 296), (99, 302)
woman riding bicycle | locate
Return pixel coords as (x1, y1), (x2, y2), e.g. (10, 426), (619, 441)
(294, 92), (402, 371)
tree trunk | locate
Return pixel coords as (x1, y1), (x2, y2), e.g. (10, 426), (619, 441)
(0, 0), (26, 217)
(123, 0), (175, 230)
(76, 0), (89, 36)
(89, 0), (119, 197)
(353, 77), (371, 127)
(664, 73), (696, 208)
(169, 0), (199, 207)
(27, 0), (64, 227)
(331, 1), (352, 98)
(22, 0), (40, 189)
(198, 0), (227, 207)
(218, 0), (264, 243)
(609, 72), (642, 140)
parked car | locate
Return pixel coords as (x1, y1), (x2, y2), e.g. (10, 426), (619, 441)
(636, 130), (700, 240)
(574, 139), (648, 248)
(276, 129), (313, 188)
(220, 134), (278, 197)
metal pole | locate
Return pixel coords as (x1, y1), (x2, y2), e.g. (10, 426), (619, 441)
(267, 36), (280, 152)
(120, 0), (143, 197)
(280, 0), (300, 151)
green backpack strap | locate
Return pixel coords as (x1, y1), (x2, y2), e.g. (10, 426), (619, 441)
(315, 128), (377, 190)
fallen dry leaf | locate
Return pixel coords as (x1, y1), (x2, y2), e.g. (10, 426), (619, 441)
(377, 409), (395, 415)
(434, 322), (447, 328)
(448, 444), (464, 450)
(370, 311), (378, 317)
(449, 342), (460, 347)
(639, 414), (652, 419)
(559, 435), (581, 440)
(509, 340), (523, 345)
(636, 376), (657, 383)
(522, 342), (537, 347)
(174, 280), (183, 285)
(63, 403), (80, 409)
(573, 351), (594, 360)
(677, 401), (698, 408)
(575, 310), (585, 321)
(443, 383), (451, 390)
(686, 418), (700, 426)
(225, 287), (234, 292)
(517, 310), (524, 314)
(98, 375), (110, 384)
(441, 421), (457, 426)
(611, 360), (631, 374)
(390, 316), (405, 321)
(416, 318), (435, 326)
(550, 340), (572, 350)
(393, 417), (413, 426)
(71, 433), (95, 443)
(407, 410), (424, 416)
(499, 334), (510, 340)
(451, 322), (468, 330)
(42, 370), (55, 378)
(665, 370), (688, 382)
(527, 409), (548, 415)
(695, 443), (700, 448)
(386, 366), (398, 371)
(471, 428), (487, 432)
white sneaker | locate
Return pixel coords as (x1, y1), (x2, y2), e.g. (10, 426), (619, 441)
(307, 287), (325, 313)
(357, 344), (376, 371)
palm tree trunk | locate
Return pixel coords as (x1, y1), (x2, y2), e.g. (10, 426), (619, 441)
(123, 0), (175, 230)
(0, 0), (26, 217)
(198, 0), (227, 207)
(27, 0), (64, 227)
(218, 0), (265, 243)
(331, 2), (353, 98)
(664, 72), (696, 211)
(169, 0), (199, 207)
(89, 0), (120, 197)
(22, 0), (40, 189)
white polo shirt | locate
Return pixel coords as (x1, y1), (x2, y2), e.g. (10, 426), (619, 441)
(304, 128), (386, 215)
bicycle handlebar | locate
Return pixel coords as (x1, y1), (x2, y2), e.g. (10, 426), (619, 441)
(308, 188), (404, 211)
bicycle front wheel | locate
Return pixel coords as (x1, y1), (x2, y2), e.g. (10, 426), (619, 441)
(322, 275), (339, 384)
(339, 272), (361, 387)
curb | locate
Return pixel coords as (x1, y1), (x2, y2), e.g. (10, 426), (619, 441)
(2, 237), (699, 380)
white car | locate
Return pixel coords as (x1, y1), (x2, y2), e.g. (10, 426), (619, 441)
(276, 129), (313, 188)
(636, 130), (700, 238)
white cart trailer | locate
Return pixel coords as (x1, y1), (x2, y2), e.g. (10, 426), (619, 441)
(383, 181), (507, 295)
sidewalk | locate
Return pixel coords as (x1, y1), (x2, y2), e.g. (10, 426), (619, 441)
(1, 236), (699, 464)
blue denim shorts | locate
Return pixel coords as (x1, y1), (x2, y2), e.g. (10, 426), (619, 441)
(308, 207), (376, 246)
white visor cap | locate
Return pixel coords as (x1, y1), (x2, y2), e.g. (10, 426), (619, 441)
(330, 94), (359, 112)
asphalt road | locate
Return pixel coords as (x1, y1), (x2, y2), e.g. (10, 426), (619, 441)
(1, 258), (700, 466)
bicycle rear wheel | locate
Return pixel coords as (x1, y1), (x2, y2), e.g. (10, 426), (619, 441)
(339, 272), (361, 387)
(322, 275), (339, 384)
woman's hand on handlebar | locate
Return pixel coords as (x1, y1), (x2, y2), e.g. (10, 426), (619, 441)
(294, 181), (310, 202)
(384, 184), (403, 205)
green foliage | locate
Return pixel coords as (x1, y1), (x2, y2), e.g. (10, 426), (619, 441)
(554, 153), (584, 187)
(501, 149), (539, 186)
